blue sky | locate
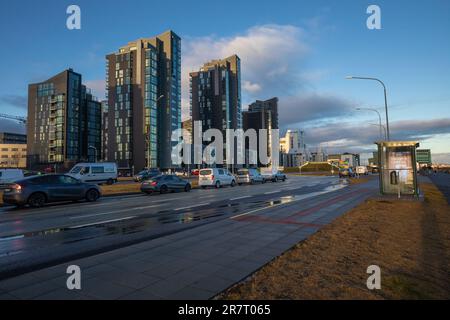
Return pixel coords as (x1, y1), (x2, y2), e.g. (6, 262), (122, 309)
(0, 0), (449, 159)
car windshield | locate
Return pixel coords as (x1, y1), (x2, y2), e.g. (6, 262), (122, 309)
(70, 166), (82, 174)
(237, 170), (249, 175)
(200, 170), (212, 176)
(137, 170), (147, 175)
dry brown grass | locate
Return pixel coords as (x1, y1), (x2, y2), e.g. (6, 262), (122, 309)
(100, 183), (141, 195)
(220, 182), (450, 300)
(348, 176), (373, 185)
(101, 180), (199, 196)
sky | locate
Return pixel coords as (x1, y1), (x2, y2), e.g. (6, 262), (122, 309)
(0, 0), (449, 162)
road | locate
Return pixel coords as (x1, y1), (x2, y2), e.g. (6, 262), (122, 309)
(0, 175), (347, 280)
(427, 172), (450, 204)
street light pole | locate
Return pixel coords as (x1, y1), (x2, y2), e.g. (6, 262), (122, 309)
(368, 123), (387, 140)
(346, 76), (390, 140)
(356, 107), (383, 140)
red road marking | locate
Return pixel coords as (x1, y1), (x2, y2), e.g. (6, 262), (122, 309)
(234, 188), (372, 227)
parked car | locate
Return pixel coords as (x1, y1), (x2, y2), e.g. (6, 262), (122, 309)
(134, 169), (161, 182)
(2, 174), (101, 208)
(199, 168), (236, 189)
(236, 168), (264, 185)
(339, 167), (355, 178)
(69, 162), (118, 185)
(174, 169), (186, 177)
(260, 168), (274, 182)
(273, 171), (287, 182)
(141, 175), (191, 194)
(356, 166), (369, 175)
(260, 168), (286, 182)
(0, 169), (24, 189)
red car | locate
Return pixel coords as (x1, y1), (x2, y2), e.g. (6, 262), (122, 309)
(191, 169), (200, 176)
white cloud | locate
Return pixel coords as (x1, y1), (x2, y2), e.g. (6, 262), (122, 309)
(182, 24), (310, 119)
(243, 81), (262, 94)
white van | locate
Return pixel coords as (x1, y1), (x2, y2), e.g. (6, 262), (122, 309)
(199, 168), (236, 189)
(0, 169), (24, 188)
(68, 162), (118, 185)
(356, 166), (369, 175)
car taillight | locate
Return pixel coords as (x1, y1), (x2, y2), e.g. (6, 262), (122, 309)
(211, 175), (214, 180)
(151, 181), (158, 186)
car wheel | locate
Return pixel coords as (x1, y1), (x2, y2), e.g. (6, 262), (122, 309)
(215, 181), (221, 189)
(107, 179), (114, 185)
(231, 180), (236, 187)
(28, 192), (46, 208)
(184, 184), (191, 192)
(86, 189), (100, 202)
(160, 185), (168, 194)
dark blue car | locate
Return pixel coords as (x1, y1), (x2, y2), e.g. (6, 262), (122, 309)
(2, 174), (102, 208)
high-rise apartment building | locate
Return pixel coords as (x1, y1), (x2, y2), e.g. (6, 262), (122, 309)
(0, 132), (27, 144)
(248, 97), (279, 129)
(27, 69), (101, 169)
(190, 55), (242, 135)
(242, 108), (273, 167)
(105, 30), (181, 172)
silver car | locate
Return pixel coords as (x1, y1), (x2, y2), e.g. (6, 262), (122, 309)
(236, 168), (265, 185)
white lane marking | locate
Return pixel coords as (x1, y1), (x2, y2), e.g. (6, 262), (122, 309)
(231, 184), (348, 220)
(0, 235), (24, 242)
(264, 190), (281, 195)
(150, 197), (185, 203)
(69, 204), (162, 220)
(230, 196), (251, 201)
(175, 202), (210, 211)
(69, 216), (136, 229)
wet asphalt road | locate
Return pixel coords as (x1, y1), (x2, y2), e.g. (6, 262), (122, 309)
(427, 172), (450, 204)
(0, 175), (345, 279)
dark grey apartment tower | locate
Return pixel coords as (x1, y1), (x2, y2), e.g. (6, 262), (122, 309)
(105, 30), (181, 173)
(27, 69), (101, 170)
(190, 55), (242, 135)
(248, 97), (278, 129)
(243, 108), (273, 167)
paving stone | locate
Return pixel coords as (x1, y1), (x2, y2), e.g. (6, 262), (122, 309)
(8, 280), (60, 299)
(166, 286), (214, 300)
(77, 277), (136, 300)
(0, 273), (42, 292)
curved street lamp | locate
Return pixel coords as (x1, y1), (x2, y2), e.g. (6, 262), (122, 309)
(346, 76), (390, 140)
(368, 123), (387, 141)
(356, 107), (384, 140)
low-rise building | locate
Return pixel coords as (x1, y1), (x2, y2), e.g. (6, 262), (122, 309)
(0, 144), (27, 168)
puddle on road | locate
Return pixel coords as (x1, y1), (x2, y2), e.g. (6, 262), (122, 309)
(0, 181), (348, 246)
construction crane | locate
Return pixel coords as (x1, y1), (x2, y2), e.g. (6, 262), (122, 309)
(0, 113), (27, 125)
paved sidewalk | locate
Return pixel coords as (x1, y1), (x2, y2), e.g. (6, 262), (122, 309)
(0, 182), (377, 300)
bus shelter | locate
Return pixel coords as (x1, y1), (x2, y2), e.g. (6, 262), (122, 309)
(376, 141), (419, 197)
